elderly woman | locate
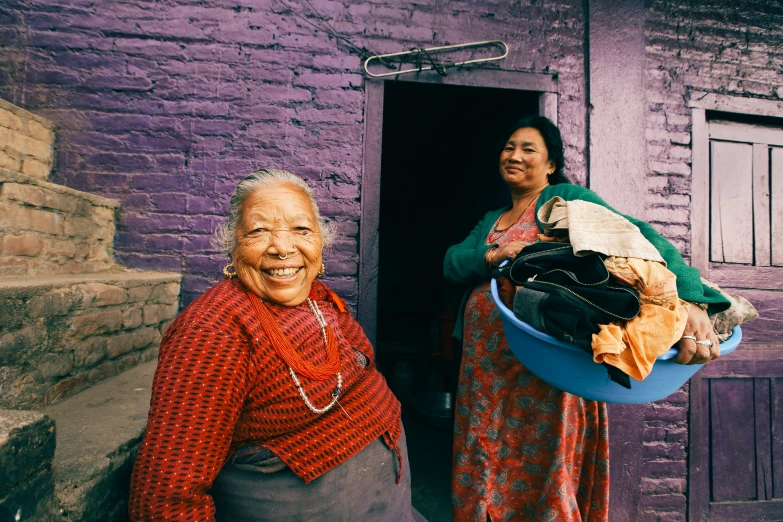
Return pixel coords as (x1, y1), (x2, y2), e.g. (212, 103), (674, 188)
(444, 116), (729, 522)
(129, 169), (421, 521)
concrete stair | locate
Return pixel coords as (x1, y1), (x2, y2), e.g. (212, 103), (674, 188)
(44, 361), (154, 522)
(0, 101), (181, 520)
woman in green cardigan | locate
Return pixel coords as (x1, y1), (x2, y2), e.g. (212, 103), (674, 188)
(443, 115), (728, 522)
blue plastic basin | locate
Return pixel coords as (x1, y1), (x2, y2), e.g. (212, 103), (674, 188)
(490, 278), (741, 404)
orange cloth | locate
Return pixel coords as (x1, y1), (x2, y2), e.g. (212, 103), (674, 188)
(592, 257), (690, 381)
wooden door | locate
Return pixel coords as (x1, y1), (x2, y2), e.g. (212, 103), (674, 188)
(689, 118), (783, 520)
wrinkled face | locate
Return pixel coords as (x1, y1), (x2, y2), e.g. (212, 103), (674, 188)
(232, 184), (323, 307)
(499, 127), (555, 191)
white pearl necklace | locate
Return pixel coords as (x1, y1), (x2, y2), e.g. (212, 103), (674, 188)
(288, 299), (347, 417)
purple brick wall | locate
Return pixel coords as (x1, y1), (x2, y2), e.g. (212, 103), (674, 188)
(1, 1), (781, 520)
(0, 0), (588, 307)
(639, 2), (783, 521)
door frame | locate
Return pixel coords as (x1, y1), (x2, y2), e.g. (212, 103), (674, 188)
(687, 92), (783, 522)
(358, 69), (559, 347)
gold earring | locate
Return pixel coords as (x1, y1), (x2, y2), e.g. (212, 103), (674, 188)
(318, 263), (325, 276)
(223, 263), (237, 279)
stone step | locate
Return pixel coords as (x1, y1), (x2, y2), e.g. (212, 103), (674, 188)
(0, 270), (180, 410)
(0, 168), (120, 276)
(0, 409), (56, 521)
(43, 360), (155, 522)
(0, 98), (55, 181)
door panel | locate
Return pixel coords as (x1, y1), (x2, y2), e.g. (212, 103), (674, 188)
(771, 148), (783, 266)
(690, 347), (783, 520)
(709, 378), (756, 502)
(709, 141), (753, 264)
(690, 117), (783, 521)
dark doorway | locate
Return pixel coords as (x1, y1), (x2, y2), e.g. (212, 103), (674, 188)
(375, 80), (539, 521)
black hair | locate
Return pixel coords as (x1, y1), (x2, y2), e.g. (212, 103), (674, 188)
(504, 115), (570, 185)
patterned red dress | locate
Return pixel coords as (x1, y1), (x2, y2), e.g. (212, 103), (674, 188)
(451, 202), (610, 522)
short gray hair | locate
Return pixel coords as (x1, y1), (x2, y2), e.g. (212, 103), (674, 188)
(214, 169), (334, 257)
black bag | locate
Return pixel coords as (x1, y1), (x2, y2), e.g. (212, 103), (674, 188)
(493, 242), (641, 388)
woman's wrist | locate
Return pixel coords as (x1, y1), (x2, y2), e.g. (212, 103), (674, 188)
(687, 301), (710, 311)
(485, 246), (498, 270)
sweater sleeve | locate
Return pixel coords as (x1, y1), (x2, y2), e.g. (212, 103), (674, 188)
(540, 184), (730, 314)
(129, 311), (251, 521)
(444, 210), (501, 285)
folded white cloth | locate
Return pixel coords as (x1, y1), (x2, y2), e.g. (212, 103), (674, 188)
(538, 196), (665, 264)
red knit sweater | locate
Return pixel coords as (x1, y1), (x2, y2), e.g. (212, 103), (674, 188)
(129, 279), (402, 521)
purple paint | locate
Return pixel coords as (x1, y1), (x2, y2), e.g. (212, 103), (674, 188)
(1, 2), (782, 520)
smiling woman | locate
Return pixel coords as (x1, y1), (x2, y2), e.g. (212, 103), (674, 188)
(129, 169), (424, 522)
(232, 183), (326, 306)
(444, 116), (727, 522)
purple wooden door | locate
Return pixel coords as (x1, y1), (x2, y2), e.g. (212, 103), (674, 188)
(688, 118), (783, 521)
(689, 348), (783, 521)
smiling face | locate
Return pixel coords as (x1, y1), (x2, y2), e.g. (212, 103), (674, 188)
(232, 184), (323, 307)
(499, 127), (555, 192)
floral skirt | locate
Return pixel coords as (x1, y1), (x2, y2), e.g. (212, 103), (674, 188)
(451, 282), (610, 522)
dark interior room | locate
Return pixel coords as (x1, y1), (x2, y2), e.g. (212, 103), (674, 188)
(376, 80), (539, 520)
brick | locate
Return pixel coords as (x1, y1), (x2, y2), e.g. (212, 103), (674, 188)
(122, 308), (143, 329)
(643, 459), (687, 477)
(132, 326), (157, 349)
(1, 183), (45, 206)
(643, 427), (666, 442)
(74, 336), (107, 367)
(106, 332), (135, 358)
(0, 107), (23, 130)
(38, 353), (74, 379)
(64, 216), (96, 238)
(27, 289), (76, 317)
(2, 233), (44, 256)
(641, 477), (686, 494)
(324, 258), (357, 276)
(665, 428), (688, 444)
(75, 283), (128, 307)
(26, 119), (53, 143)
(638, 510), (684, 522)
(0, 325), (46, 365)
(645, 207), (690, 224)
(41, 190), (79, 213)
(0, 203), (63, 235)
(150, 282), (180, 301)
(45, 373), (91, 405)
(6, 132), (52, 162)
(128, 285), (154, 302)
(46, 238), (78, 258)
(70, 310), (122, 338)
(0, 150), (21, 171)
(643, 442), (686, 460)
(143, 302), (178, 325)
(21, 158), (50, 179)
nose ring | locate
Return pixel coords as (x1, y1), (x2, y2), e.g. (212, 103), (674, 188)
(278, 254), (288, 260)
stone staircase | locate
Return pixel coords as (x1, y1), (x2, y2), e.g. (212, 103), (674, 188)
(0, 100), (181, 521)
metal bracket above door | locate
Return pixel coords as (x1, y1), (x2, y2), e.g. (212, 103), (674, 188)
(364, 40), (508, 78)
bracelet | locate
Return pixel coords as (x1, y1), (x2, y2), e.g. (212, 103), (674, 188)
(484, 246), (498, 270)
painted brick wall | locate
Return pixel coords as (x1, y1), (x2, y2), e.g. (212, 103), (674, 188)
(2, 1), (780, 520)
(639, 2), (783, 521)
(0, 0), (587, 307)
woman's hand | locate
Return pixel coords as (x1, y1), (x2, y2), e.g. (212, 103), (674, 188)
(488, 240), (533, 269)
(674, 305), (720, 365)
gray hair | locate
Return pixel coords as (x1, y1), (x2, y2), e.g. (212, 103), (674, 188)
(214, 169), (334, 257)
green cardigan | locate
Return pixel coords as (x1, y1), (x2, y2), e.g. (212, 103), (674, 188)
(444, 184), (731, 340)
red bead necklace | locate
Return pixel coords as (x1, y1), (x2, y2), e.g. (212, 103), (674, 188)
(249, 294), (341, 381)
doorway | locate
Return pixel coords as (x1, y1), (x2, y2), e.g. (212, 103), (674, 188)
(374, 80), (539, 520)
